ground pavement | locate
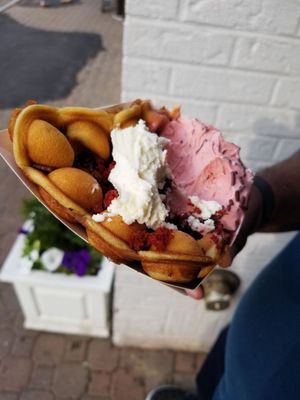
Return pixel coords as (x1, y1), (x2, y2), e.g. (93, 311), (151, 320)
(0, 1), (206, 398)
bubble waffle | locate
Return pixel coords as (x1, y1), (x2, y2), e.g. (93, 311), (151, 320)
(9, 100), (249, 284)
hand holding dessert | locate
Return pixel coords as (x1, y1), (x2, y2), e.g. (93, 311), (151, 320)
(9, 99), (253, 285)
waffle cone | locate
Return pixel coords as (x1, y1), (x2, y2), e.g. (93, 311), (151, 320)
(10, 101), (222, 284)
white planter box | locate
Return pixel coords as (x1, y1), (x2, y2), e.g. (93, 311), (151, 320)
(0, 233), (115, 337)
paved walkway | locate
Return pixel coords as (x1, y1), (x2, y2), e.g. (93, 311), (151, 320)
(0, 1), (206, 399)
(0, 281), (205, 400)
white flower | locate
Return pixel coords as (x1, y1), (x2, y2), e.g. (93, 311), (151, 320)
(22, 219), (34, 233)
(40, 248), (64, 272)
(20, 249), (39, 274)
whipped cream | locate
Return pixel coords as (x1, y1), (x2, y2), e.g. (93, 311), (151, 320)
(92, 212), (109, 222)
(107, 120), (170, 229)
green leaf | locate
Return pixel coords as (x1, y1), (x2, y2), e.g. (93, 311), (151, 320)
(21, 197), (103, 276)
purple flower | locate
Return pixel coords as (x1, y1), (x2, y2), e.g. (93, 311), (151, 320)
(19, 228), (29, 234)
(62, 249), (91, 277)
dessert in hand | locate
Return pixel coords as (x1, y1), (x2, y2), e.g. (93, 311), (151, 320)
(9, 100), (253, 284)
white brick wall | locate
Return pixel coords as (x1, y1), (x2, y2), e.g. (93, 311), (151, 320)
(232, 36), (300, 75)
(180, 0), (300, 36)
(126, 0), (180, 20)
(272, 79), (300, 109)
(124, 20), (235, 66)
(170, 66), (275, 104)
(122, 0), (300, 169)
(114, 0), (300, 351)
(113, 232), (296, 352)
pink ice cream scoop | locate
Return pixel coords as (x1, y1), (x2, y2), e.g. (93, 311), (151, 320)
(160, 117), (253, 241)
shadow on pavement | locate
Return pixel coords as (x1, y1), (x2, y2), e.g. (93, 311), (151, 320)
(0, 13), (104, 108)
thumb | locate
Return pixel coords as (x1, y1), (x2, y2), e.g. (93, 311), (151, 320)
(218, 246), (235, 267)
(218, 235), (248, 268)
(185, 286), (204, 300)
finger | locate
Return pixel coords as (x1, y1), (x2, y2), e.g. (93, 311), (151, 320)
(218, 247), (235, 268)
(218, 237), (246, 268)
(185, 286), (204, 300)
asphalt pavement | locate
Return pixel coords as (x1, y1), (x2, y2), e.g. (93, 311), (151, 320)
(0, 13), (103, 108)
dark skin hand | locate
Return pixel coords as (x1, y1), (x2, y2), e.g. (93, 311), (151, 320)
(187, 149), (300, 300)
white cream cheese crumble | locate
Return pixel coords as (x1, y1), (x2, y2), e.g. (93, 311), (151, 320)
(187, 216), (216, 235)
(187, 196), (222, 234)
(189, 196), (222, 219)
(99, 120), (170, 229)
(92, 213), (107, 222)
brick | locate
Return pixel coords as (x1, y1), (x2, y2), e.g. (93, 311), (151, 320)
(114, 266), (246, 352)
(181, 0), (299, 36)
(64, 336), (88, 362)
(0, 283), (20, 310)
(173, 372), (196, 391)
(88, 371), (111, 396)
(216, 104), (298, 137)
(0, 309), (16, 329)
(12, 334), (36, 357)
(227, 135), (278, 162)
(13, 313), (37, 337)
(53, 363), (88, 398)
(171, 66), (275, 105)
(126, 0), (180, 20)
(243, 159), (271, 172)
(19, 390), (54, 400)
(120, 348), (173, 391)
(0, 287), (6, 310)
(87, 339), (119, 372)
(124, 20), (234, 66)
(122, 94), (218, 124)
(0, 329), (13, 359)
(232, 37), (300, 76)
(273, 139), (300, 162)
(175, 352), (196, 373)
(30, 365), (54, 390)
(13, 313), (25, 334)
(271, 79), (300, 110)
(0, 358), (32, 391)
(122, 59), (171, 95)
(0, 393), (19, 400)
(174, 99), (218, 124)
(111, 368), (145, 400)
(195, 352), (207, 371)
(33, 334), (65, 366)
(55, 398), (74, 400)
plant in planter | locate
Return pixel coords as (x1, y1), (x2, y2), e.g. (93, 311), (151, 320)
(0, 197), (115, 337)
(20, 197), (102, 276)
